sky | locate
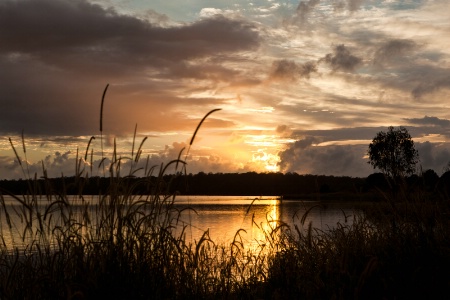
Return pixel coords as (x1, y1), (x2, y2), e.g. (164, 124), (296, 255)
(1, 0), (450, 179)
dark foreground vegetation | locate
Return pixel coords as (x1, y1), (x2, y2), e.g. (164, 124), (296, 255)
(1, 168), (450, 299)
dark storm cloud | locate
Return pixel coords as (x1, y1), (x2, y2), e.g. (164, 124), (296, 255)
(0, 0), (128, 52)
(403, 116), (450, 139)
(322, 44), (362, 72)
(270, 59), (317, 80)
(0, 54), (101, 135)
(404, 116), (450, 128)
(0, 0), (260, 71)
(0, 0), (260, 136)
(290, 127), (380, 142)
(278, 137), (372, 177)
(416, 142), (450, 174)
(291, 121), (450, 145)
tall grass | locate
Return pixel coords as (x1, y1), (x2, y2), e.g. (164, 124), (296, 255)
(266, 182), (450, 299)
(0, 86), (449, 299)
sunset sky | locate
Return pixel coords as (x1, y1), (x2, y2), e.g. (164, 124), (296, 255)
(1, 0), (450, 179)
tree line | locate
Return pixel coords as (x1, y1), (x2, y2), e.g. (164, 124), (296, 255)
(1, 170), (449, 200)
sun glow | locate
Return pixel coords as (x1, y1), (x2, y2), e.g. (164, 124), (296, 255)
(244, 134), (281, 148)
(252, 150), (280, 172)
(248, 200), (281, 253)
(247, 106), (275, 113)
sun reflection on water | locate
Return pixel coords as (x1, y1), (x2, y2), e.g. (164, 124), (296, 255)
(246, 199), (281, 254)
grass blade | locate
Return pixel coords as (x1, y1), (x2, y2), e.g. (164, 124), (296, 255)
(189, 108), (221, 146)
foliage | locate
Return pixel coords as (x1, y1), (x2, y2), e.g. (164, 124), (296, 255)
(368, 126), (419, 178)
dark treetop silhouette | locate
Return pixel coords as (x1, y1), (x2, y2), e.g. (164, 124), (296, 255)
(367, 126), (419, 178)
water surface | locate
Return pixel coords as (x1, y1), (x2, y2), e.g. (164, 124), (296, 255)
(0, 195), (360, 250)
(172, 196), (358, 246)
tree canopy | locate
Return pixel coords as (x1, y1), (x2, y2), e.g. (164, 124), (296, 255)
(367, 126), (419, 178)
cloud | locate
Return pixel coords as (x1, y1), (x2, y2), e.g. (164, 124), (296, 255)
(404, 116), (450, 128)
(278, 137), (372, 177)
(269, 59), (317, 81)
(373, 39), (417, 67)
(296, 0), (320, 24)
(347, 0), (364, 12)
(290, 123), (450, 147)
(367, 61), (450, 100)
(0, 0), (260, 69)
(0, 156), (19, 173)
(317, 38), (448, 101)
(416, 142), (450, 174)
(275, 125), (293, 137)
(140, 9), (170, 26)
(199, 8), (236, 18)
(276, 125), (289, 134)
(411, 73), (450, 99)
(290, 127), (379, 143)
(322, 44), (362, 72)
(332, 0), (364, 12)
(46, 151), (71, 168)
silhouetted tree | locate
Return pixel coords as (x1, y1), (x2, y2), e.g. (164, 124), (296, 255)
(422, 169), (439, 192)
(368, 126), (419, 178)
(365, 172), (390, 191)
(438, 171), (450, 197)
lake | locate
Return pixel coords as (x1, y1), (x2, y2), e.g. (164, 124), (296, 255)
(173, 196), (359, 248)
(0, 195), (361, 250)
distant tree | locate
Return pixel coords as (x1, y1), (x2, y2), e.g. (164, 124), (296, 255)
(365, 172), (390, 191)
(438, 171), (450, 196)
(368, 126), (419, 178)
(422, 169), (439, 191)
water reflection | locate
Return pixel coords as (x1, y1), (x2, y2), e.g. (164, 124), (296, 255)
(173, 197), (280, 247)
(173, 196), (357, 251)
(0, 195), (359, 251)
